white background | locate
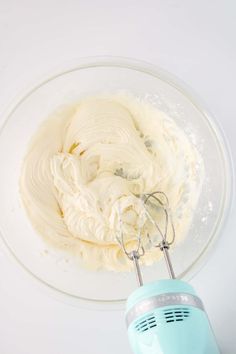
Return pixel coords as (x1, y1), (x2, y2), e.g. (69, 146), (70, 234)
(0, 1), (235, 353)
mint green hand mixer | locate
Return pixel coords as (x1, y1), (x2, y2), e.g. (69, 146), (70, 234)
(117, 191), (220, 354)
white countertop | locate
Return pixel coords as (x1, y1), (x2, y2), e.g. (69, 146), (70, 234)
(0, 1), (235, 353)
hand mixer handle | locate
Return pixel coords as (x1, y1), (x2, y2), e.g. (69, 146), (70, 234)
(126, 279), (221, 354)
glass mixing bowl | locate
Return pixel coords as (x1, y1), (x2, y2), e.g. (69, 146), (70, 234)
(0, 57), (232, 308)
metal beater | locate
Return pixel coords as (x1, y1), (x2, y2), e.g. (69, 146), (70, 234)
(116, 191), (176, 285)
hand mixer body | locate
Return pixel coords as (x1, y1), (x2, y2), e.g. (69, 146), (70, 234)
(117, 191), (221, 354)
(126, 280), (220, 354)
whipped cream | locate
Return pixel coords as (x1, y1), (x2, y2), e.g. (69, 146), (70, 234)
(20, 94), (204, 271)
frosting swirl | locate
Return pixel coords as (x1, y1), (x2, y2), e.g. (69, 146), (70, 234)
(20, 95), (204, 271)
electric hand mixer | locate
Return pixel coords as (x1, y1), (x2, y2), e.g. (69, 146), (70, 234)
(117, 191), (220, 354)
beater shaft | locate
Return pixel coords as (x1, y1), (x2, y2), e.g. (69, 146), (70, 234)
(160, 241), (175, 279)
(131, 251), (143, 286)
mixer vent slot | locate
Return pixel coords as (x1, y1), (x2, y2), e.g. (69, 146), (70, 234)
(134, 314), (157, 333)
(134, 308), (190, 333)
(163, 307), (190, 323)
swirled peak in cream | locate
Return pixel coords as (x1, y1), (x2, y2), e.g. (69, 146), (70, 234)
(20, 94), (204, 271)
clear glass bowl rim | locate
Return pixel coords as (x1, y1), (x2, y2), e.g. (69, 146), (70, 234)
(0, 56), (234, 310)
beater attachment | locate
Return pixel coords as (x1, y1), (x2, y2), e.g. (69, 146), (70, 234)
(142, 191), (176, 279)
(116, 191), (176, 284)
(116, 210), (145, 286)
